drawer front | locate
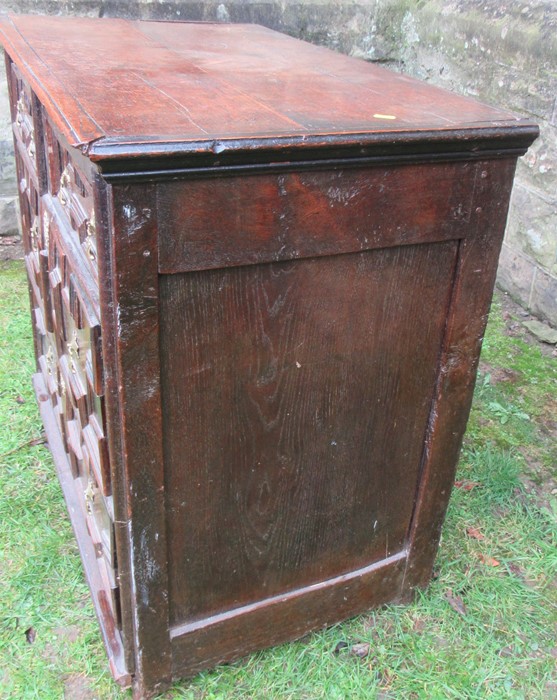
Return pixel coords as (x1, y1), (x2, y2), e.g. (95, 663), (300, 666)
(157, 161), (477, 273)
(42, 117), (99, 281)
(9, 62), (43, 264)
(7, 55), (128, 683)
(40, 195), (110, 496)
(24, 186), (115, 571)
(57, 161), (98, 280)
(9, 63), (40, 186)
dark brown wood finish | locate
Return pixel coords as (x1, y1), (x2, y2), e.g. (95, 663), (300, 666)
(5, 46), (130, 683)
(171, 551), (409, 679)
(403, 158), (519, 589)
(109, 184), (172, 695)
(0, 14), (537, 168)
(157, 162), (475, 273)
(5, 51), (41, 366)
(0, 14), (538, 700)
(93, 174), (136, 676)
(160, 242), (458, 625)
(32, 373), (130, 685)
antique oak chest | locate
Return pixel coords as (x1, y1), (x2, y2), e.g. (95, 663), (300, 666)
(0, 14), (538, 698)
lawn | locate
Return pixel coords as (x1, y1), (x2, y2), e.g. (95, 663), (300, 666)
(1, 258), (556, 699)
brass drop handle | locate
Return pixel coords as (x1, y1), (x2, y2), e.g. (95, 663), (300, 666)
(15, 96), (25, 124)
(86, 240), (96, 263)
(67, 332), (79, 374)
(85, 213), (96, 262)
(58, 166), (71, 205)
(84, 479), (95, 514)
(30, 219), (39, 249)
(45, 346), (54, 376)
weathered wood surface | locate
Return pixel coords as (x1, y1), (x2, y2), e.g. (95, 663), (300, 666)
(158, 162), (475, 272)
(403, 158), (519, 589)
(0, 14), (539, 700)
(33, 373), (130, 685)
(110, 184), (172, 696)
(160, 242), (458, 625)
(0, 14), (537, 169)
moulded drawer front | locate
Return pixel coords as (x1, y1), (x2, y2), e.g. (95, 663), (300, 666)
(157, 161), (478, 274)
(10, 63), (40, 186)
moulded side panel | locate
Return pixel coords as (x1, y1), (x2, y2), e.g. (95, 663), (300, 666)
(170, 551), (409, 680)
(159, 240), (458, 629)
(157, 162), (476, 273)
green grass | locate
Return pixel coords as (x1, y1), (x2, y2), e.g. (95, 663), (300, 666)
(1, 260), (556, 699)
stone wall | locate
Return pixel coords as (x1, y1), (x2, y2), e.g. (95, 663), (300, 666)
(1, 0), (555, 324)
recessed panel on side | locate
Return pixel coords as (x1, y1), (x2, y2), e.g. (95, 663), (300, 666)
(157, 163), (475, 273)
(159, 241), (458, 628)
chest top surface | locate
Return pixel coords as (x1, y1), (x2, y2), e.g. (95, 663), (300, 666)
(0, 14), (537, 170)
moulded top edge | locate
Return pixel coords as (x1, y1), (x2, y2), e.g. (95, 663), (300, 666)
(0, 13), (539, 168)
(86, 123), (540, 162)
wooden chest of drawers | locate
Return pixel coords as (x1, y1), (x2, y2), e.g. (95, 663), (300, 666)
(0, 14), (537, 698)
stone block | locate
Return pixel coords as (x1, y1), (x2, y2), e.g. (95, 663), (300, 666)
(530, 267), (557, 327)
(0, 195), (19, 236)
(522, 319), (557, 344)
(516, 122), (557, 195)
(505, 184), (557, 274)
(0, 139), (16, 197)
(408, 1), (557, 122)
(497, 243), (535, 308)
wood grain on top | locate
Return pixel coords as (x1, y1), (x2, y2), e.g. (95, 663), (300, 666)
(0, 14), (537, 163)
